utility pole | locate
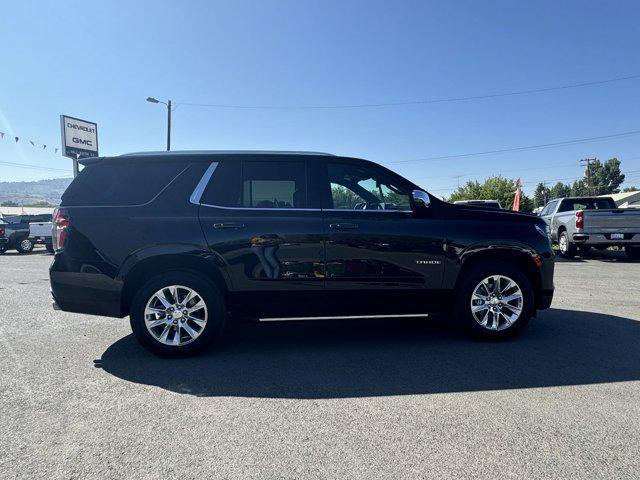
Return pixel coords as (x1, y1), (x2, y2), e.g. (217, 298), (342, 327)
(580, 158), (596, 195)
(166, 100), (172, 151)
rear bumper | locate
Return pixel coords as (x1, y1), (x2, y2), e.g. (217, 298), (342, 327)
(0, 237), (8, 246)
(50, 255), (124, 318)
(572, 233), (640, 245)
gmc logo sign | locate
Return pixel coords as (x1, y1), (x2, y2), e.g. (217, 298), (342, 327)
(73, 137), (93, 146)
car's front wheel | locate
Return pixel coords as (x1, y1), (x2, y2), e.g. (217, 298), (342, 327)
(129, 271), (225, 357)
(456, 261), (534, 340)
(16, 238), (34, 254)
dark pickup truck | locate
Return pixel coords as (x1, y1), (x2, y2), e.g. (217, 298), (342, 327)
(0, 217), (32, 254)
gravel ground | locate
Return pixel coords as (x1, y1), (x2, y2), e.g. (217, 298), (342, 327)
(1, 248), (639, 479)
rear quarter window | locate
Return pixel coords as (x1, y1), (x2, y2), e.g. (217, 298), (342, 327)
(61, 161), (189, 206)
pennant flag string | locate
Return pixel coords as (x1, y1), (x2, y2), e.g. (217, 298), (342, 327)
(0, 130), (61, 153)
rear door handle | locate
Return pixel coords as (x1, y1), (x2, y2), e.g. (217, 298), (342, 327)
(329, 223), (359, 230)
(213, 222), (246, 230)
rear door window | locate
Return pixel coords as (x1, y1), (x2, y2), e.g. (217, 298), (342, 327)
(61, 161), (189, 206)
(242, 161), (306, 208)
(201, 159), (307, 209)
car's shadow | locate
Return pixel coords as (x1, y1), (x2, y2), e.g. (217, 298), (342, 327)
(96, 308), (640, 399)
(554, 248), (638, 263)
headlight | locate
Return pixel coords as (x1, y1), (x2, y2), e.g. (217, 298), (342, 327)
(535, 223), (551, 239)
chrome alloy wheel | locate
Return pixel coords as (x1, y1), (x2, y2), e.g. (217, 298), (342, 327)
(20, 239), (32, 250)
(470, 275), (523, 331)
(144, 285), (208, 346)
(559, 234), (567, 253)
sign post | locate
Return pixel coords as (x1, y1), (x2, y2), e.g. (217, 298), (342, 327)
(60, 115), (99, 176)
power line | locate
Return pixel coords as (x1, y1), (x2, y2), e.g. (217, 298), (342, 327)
(418, 155), (640, 181)
(176, 74), (640, 110)
(390, 129), (640, 164)
(0, 161), (71, 174)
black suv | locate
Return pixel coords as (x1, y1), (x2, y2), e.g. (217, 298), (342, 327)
(50, 151), (554, 356)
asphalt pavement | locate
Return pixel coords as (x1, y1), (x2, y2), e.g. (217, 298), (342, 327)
(1, 248), (639, 479)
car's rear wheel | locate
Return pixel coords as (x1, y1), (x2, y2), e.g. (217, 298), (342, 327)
(129, 271), (225, 357)
(625, 245), (640, 260)
(16, 238), (34, 254)
(557, 231), (575, 259)
(45, 243), (54, 254)
(456, 261), (534, 340)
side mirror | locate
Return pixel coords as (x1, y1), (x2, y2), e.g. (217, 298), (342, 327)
(412, 190), (431, 209)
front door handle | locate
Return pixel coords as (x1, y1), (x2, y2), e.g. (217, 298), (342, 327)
(213, 222), (246, 230)
(329, 223), (359, 230)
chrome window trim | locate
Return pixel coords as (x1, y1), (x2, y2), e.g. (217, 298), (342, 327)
(189, 162), (219, 205)
(200, 203), (321, 212)
(190, 162), (413, 213)
(323, 208), (412, 213)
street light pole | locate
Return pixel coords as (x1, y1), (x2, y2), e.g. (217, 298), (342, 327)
(166, 100), (171, 151)
(146, 97), (173, 151)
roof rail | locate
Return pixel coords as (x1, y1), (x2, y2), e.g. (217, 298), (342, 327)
(119, 150), (334, 157)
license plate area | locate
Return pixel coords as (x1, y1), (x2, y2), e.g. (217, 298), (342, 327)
(611, 233), (624, 240)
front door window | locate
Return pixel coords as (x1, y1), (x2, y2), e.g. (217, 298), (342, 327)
(327, 163), (411, 211)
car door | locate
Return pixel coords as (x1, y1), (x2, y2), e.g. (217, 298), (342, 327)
(540, 200), (558, 240)
(320, 158), (446, 315)
(197, 156), (326, 317)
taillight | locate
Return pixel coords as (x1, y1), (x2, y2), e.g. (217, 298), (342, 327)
(52, 207), (69, 251)
(575, 211), (584, 229)
(0, 225), (5, 237)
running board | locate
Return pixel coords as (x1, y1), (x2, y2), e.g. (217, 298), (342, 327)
(259, 313), (429, 322)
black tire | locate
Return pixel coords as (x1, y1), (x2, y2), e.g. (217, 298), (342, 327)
(129, 271), (225, 357)
(578, 245), (591, 256)
(455, 261), (534, 340)
(557, 231), (576, 259)
(45, 243), (55, 254)
(16, 238), (34, 254)
(625, 245), (640, 260)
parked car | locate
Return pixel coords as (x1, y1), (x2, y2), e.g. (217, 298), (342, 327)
(29, 217), (54, 253)
(50, 151), (555, 357)
(453, 199), (503, 210)
(538, 196), (640, 259)
(0, 217), (33, 254)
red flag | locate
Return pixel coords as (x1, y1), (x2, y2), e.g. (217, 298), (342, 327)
(512, 179), (522, 211)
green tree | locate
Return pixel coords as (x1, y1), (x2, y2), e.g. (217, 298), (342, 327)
(570, 179), (589, 196)
(533, 182), (551, 206)
(622, 186), (639, 192)
(1, 200), (19, 207)
(549, 182), (571, 199)
(583, 158), (625, 195)
(447, 175), (533, 212)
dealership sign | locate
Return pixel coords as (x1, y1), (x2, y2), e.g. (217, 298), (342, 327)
(60, 115), (98, 159)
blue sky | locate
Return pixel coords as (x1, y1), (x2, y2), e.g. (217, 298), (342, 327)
(1, 0), (640, 197)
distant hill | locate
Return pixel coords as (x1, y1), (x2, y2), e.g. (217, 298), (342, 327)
(0, 178), (72, 206)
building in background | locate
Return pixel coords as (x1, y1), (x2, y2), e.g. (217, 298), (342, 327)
(599, 191), (640, 208)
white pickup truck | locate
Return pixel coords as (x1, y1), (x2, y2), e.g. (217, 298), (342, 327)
(539, 196), (640, 259)
(29, 220), (54, 253)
